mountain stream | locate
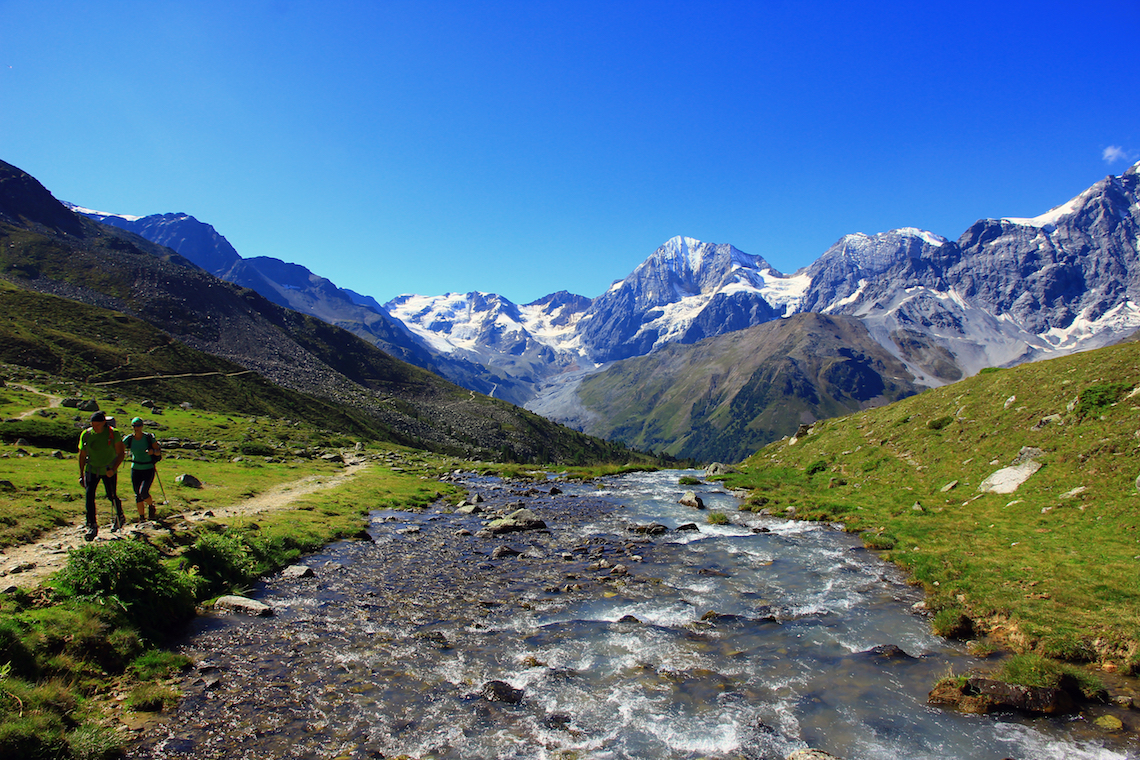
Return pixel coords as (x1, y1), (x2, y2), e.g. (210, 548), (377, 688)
(128, 469), (1138, 760)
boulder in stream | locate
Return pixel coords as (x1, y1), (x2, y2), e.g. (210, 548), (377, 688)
(679, 491), (704, 509)
(485, 508), (547, 534)
(481, 680), (524, 704)
(213, 595), (272, 616)
(928, 676), (1076, 715)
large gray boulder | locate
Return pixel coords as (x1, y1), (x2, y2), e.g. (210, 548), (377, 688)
(679, 491), (705, 509)
(213, 595), (272, 616)
(485, 508), (547, 534)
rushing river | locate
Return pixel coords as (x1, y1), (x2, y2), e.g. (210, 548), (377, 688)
(128, 469), (1138, 760)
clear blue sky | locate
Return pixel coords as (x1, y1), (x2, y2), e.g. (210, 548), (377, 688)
(3, 1), (1138, 304)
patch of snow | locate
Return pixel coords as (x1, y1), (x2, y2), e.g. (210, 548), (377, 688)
(895, 227), (948, 247)
(1040, 301), (1140, 349)
(821, 278), (868, 313)
(65, 202), (143, 222)
(1002, 190), (1088, 228)
(758, 269), (810, 315)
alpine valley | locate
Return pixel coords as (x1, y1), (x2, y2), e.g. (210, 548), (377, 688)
(72, 161), (1140, 462)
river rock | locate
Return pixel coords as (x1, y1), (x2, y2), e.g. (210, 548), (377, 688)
(282, 564), (314, 578)
(631, 522), (669, 535)
(786, 751), (844, 760)
(928, 676), (1075, 715)
(481, 680), (524, 704)
(705, 462), (737, 477)
(492, 545), (522, 559)
(485, 508), (547, 534)
(213, 595), (273, 616)
(679, 491), (704, 509)
(675, 523), (700, 532)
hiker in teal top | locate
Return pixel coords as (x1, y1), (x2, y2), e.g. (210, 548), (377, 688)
(123, 416), (162, 522)
(77, 410), (126, 540)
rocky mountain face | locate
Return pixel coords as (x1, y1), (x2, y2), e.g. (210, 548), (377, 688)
(576, 237), (798, 361)
(0, 158), (634, 464)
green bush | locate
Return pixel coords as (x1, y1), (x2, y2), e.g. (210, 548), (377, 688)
(707, 511), (729, 525)
(181, 530), (259, 596)
(238, 441), (276, 456)
(678, 475), (702, 486)
(1074, 382), (1130, 419)
(53, 541), (196, 640)
(926, 415), (954, 430)
(805, 459), (829, 476)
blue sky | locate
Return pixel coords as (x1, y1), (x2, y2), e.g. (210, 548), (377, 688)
(3, 1), (1138, 304)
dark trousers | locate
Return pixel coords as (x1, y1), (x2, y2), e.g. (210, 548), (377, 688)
(131, 468), (156, 502)
(83, 471), (123, 527)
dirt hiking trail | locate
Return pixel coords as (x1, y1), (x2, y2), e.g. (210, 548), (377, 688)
(0, 462), (371, 591)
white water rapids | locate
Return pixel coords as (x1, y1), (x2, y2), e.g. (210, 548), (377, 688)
(128, 469), (1138, 760)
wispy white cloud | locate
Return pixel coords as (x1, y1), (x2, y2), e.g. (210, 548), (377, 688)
(1102, 145), (1135, 164)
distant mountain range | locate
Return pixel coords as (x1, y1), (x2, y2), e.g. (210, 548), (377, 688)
(0, 158), (637, 465)
(67, 161), (1140, 460)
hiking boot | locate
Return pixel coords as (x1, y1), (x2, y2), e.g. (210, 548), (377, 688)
(84, 524), (98, 541)
(147, 503), (157, 521)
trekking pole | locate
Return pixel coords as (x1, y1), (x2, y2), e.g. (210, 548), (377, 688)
(154, 465), (169, 505)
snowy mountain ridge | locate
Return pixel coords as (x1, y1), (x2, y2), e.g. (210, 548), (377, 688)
(72, 161), (1140, 432)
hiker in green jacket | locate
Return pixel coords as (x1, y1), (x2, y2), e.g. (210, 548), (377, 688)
(123, 416), (162, 522)
(77, 411), (126, 540)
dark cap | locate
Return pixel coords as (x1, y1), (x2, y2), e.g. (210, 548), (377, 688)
(90, 411), (107, 422)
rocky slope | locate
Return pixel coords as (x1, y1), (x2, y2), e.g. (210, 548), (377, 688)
(574, 313), (922, 461)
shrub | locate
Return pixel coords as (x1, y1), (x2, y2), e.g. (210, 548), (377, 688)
(926, 415), (954, 430)
(238, 441), (276, 456)
(678, 475), (702, 486)
(53, 541), (196, 640)
(805, 459), (829, 476)
(1074, 382), (1130, 419)
(707, 511), (729, 525)
(181, 530), (259, 596)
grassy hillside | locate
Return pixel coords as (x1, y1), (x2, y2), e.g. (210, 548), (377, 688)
(721, 337), (1140, 669)
(577, 313), (921, 462)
